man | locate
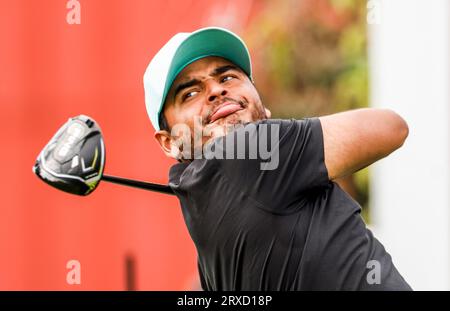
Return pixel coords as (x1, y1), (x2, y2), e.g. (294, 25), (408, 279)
(143, 27), (412, 290)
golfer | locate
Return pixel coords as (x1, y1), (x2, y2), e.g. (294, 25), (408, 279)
(143, 27), (412, 290)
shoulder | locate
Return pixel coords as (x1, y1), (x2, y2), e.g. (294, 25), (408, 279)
(244, 118), (321, 132)
(241, 118), (323, 144)
(225, 118), (307, 139)
(205, 118), (321, 154)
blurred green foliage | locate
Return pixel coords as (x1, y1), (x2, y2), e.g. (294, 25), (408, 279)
(244, 0), (370, 221)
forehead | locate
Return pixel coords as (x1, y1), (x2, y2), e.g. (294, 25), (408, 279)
(172, 56), (239, 84)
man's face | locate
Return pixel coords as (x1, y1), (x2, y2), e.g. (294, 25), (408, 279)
(155, 56), (271, 160)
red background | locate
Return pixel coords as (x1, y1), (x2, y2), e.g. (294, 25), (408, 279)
(0, 0), (254, 290)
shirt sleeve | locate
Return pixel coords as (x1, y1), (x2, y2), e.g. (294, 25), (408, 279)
(214, 118), (329, 214)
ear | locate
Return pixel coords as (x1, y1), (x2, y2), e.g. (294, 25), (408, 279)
(154, 130), (180, 160)
(264, 107), (272, 119)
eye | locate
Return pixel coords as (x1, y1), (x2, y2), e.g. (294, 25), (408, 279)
(221, 75), (235, 83)
(182, 90), (199, 101)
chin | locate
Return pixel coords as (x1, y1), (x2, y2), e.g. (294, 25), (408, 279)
(223, 110), (250, 125)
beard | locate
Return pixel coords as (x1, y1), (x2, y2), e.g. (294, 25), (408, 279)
(174, 99), (269, 162)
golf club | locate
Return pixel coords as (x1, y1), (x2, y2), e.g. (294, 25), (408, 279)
(33, 115), (174, 196)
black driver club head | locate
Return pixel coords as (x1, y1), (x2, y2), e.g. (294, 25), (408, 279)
(33, 115), (105, 196)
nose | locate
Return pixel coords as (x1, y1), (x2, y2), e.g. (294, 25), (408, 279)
(207, 81), (228, 102)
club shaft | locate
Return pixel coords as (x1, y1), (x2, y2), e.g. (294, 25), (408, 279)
(102, 174), (174, 195)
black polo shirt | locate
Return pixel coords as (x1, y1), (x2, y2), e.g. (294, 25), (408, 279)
(168, 118), (412, 291)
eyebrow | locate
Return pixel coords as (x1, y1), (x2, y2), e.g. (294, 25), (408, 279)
(172, 65), (240, 100)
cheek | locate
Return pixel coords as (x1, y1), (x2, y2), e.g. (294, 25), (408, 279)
(164, 108), (178, 130)
(239, 83), (260, 104)
(240, 85), (264, 116)
(166, 103), (200, 128)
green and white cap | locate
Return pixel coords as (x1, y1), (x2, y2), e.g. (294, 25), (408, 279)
(143, 27), (252, 131)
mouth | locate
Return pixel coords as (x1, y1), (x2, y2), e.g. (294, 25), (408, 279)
(209, 101), (244, 124)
